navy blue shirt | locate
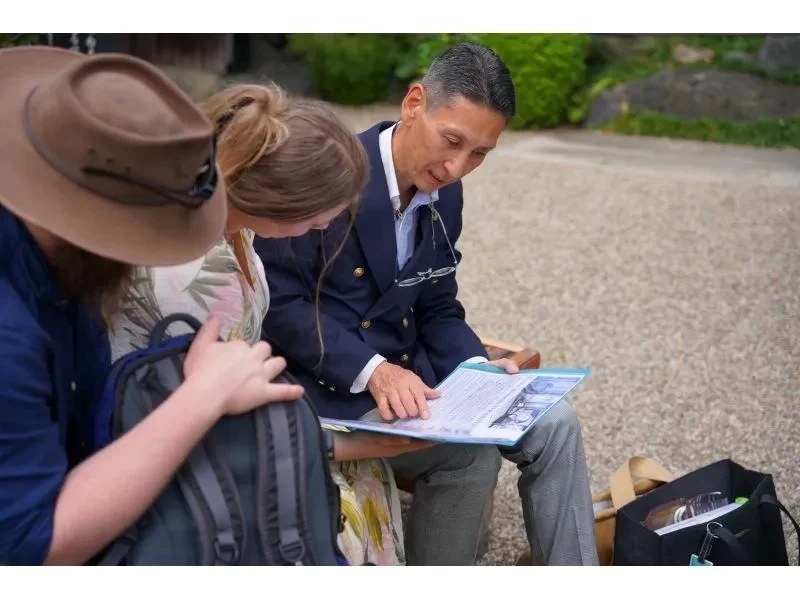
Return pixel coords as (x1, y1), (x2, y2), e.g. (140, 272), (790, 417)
(0, 207), (111, 565)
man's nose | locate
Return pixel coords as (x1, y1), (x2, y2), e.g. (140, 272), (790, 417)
(445, 152), (471, 179)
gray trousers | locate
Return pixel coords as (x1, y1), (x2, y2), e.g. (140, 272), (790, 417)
(380, 400), (599, 566)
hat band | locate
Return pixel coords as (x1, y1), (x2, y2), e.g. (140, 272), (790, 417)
(21, 87), (218, 210)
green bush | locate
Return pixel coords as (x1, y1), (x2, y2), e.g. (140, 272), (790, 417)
(394, 33), (482, 80)
(287, 34), (405, 105)
(0, 33), (41, 48)
(487, 34), (590, 129)
(595, 111), (800, 150)
(399, 33), (590, 130)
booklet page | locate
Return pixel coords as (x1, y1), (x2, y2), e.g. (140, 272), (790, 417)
(321, 365), (589, 446)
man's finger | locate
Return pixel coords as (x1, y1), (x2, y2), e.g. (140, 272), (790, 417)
(423, 385), (441, 400)
(399, 388), (419, 418)
(503, 359), (520, 374)
(376, 396), (395, 422)
(389, 391), (408, 420)
(411, 386), (430, 420)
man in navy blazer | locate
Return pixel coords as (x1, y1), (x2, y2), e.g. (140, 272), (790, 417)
(255, 43), (598, 565)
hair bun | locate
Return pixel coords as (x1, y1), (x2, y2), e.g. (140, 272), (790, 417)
(212, 83), (287, 135)
(251, 82), (287, 118)
(204, 82), (291, 182)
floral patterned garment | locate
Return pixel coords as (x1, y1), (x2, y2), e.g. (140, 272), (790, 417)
(107, 229), (405, 566)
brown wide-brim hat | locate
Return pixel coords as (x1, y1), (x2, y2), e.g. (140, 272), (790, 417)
(0, 45), (226, 267)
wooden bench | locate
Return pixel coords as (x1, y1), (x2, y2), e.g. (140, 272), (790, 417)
(395, 337), (541, 560)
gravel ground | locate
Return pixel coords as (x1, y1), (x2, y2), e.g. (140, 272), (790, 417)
(335, 103), (800, 566)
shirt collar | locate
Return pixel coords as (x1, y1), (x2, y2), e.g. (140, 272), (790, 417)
(378, 122), (439, 212)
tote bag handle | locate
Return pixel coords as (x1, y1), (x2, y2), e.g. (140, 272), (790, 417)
(611, 456), (675, 511)
(713, 494), (800, 566)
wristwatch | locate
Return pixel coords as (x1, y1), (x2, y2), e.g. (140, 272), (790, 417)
(322, 428), (335, 461)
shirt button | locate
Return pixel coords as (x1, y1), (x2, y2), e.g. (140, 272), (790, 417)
(361, 320), (371, 329)
(401, 317), (409, 328)
(400, 353), (409, 363)
(353, 267), (365, 278)
(70, 380), (77, 392)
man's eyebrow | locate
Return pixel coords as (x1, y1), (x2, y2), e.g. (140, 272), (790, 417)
(440, 127), (463, 138)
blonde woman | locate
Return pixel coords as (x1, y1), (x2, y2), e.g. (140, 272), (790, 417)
(109, 83), (421, 565)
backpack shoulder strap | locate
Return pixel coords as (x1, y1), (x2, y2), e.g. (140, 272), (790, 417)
(255, 400), (310, 565)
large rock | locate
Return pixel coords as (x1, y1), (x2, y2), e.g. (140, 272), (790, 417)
(585, 68), (800, 126)
(759, 35), (800, 72)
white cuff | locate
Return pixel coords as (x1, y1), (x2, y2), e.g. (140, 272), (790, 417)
(350, 354), (387, 394)
(464, 356), (489, 364)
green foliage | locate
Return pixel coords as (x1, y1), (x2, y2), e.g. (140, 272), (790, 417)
(715, 55), (800, 86)
(398, 33), (590, 130)
(594, 111), (800, 150)
(585, 35), (798, 90)
(286, 34), (405, 105)
(681, 35), (765, 56)
(484, 34), (591, 130)
(574, 35), (800, 129)
(0, 34), (41, 48)
(568, 75), (616, 125)
(394, 33), (482, 80)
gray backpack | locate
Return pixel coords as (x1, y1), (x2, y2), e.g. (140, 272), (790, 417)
(87, 313), (349, 566)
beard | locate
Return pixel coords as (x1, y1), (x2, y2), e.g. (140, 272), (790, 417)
(50, 241), (135, 322)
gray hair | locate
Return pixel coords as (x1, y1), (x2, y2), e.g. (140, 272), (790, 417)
(420, 42), (516, 121)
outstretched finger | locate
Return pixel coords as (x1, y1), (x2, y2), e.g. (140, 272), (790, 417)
(410, 385), (430, 420)
(423, 384), (441, 400)
(501, 359), (520, 374)
(264, 382), (305, 403)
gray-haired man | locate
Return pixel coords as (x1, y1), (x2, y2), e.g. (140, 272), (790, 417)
(256, 42), (599, 566)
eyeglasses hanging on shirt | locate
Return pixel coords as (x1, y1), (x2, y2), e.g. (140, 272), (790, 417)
(394, 200), (459, 288)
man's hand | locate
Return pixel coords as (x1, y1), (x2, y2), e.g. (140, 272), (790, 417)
(332, 430), (434, 461)
(367, 362), (440, 421)
(485, 358), (520, 374)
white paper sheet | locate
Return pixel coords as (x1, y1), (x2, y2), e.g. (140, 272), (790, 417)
(320, 364), (590, 446)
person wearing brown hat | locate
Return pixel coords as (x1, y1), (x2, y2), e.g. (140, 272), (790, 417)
(0, 45), (304, 566)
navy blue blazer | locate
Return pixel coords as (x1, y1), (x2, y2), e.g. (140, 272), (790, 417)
(254, 121), (488, 420)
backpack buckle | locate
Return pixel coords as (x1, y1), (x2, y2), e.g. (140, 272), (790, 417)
(213, 537), (241, 565)
(280, 539), (306, 565)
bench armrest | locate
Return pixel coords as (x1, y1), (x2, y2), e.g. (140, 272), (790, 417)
(480, 337), (541, 370)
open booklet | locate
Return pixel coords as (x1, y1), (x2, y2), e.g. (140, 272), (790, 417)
(320, 363), (590, 446)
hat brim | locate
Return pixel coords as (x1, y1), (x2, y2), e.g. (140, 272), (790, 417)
(0, 46), (226, 267)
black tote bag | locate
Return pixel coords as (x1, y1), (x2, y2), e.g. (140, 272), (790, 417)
(613, 459), (799, 566)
